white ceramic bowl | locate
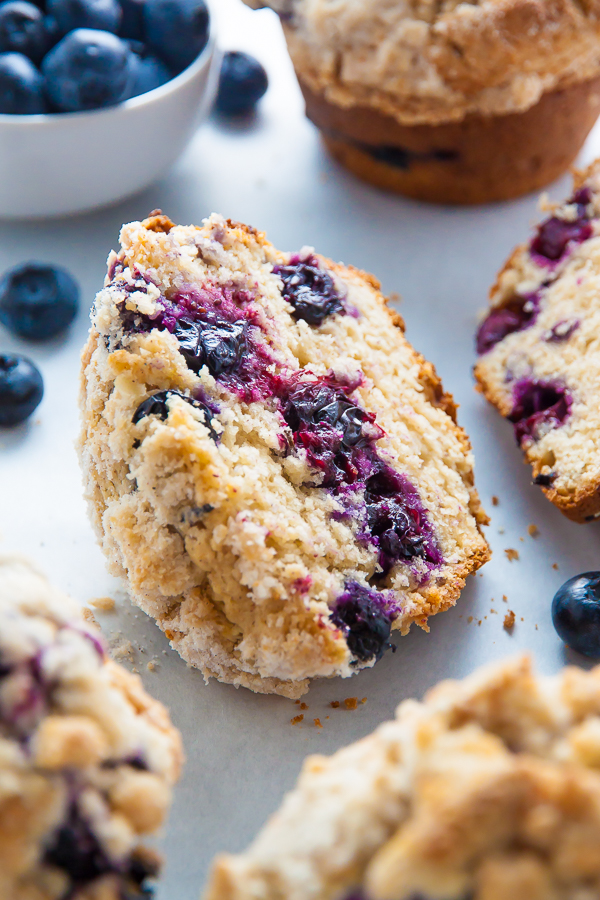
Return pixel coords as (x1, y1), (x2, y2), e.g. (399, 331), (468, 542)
(0, 32), (220, 219)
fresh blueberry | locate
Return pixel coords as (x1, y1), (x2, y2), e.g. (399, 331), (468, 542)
(275, 260), (344, 326)
(143, 0), (208, 72)
(552, 572), (600, 657)
(0, 1), (48, 62)
(215, 50), (267, 115)
(173, 316), (247, 376)
(331, 582), (392, 662)
(118, 0), (144, 39)
(132, 389), (217, 439)
(42, 28), (131, 112)
(0, 354), (43, 426)
(0, 262), (79, 339)
(46, 0), (120, 35)
(121, 43), (169, 99)
(0, 51), (45, 112)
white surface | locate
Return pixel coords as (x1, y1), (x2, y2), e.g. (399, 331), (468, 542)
(2, 1), (600, 896)
(0, 33), (219, 218)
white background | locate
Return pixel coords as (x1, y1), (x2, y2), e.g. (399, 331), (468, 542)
(2, 1), (600, 895)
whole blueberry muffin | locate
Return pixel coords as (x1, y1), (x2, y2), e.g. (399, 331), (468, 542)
(78, 212), (489, 699)
(475, 160), (600, 522)
(205, 655), (600, 900)
(0, 555), (182, 900)
(246, 0), (600, 203)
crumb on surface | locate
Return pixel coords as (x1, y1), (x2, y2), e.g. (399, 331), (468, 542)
(553, 563), (559, 570)
(147, 660), (159, 672)
(467, 616), (473, 623)
(314, 718), (323, 728)
(492, 496), (499, 506)
(82, 608), (97, 625)
(291, 715), (304, 725)
(502, 594), (508, 602)
(330, 701), (340, 709)
(504, 610), (516, 631)
(299, 702), (308, 710)
(505, 548), (520, 562)
(528, 524), (539, 537)
(490, 608), (497, 614)
(112, 640), (135, 662)
(344, 698), (358, 711)
(89, 596), (115, 611)
(361, 698), (367, 704)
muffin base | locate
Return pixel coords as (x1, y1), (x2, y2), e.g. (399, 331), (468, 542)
(301, 77), (600, 204)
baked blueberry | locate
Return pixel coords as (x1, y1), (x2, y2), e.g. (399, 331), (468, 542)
(331, 581), (392, 662)
(0, 1), (48, 62)
(0, 262), (79, 339)
(132, 389), (217, 439)
(0, 50), (45, 112)
(552, 572), (600, 657)
(0, 353), (43, 426)
(530, 188), (593, 263)
(476, 291), (540, 355)
(121, 43), (170, 99)
(215, 50), (268, 116)
(46, 0), (121, 34)
(143, 0), (209, 72)
(276, 260), (344, 326)
(42, 28), (131, 112)
(173, 316), (247, 376)
(44, 800), (112, 884)
(508, 380), (571, 445)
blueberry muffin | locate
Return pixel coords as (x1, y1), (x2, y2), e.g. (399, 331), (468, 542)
(78, 212), (489, 699)
(205, 655), (600, 900)
(246, 0), (600, 204)
(0, 555), (182, 900)
(475, 160), (600, 522)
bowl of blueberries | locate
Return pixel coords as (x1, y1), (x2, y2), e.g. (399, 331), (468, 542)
(0, 0), (219, 217)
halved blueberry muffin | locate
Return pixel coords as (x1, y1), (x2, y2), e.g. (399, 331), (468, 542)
(475, 160), (600, 522)
(79, 213), (489, 698)
(205, 656), (600, 900)
(0, 556), (182, 900)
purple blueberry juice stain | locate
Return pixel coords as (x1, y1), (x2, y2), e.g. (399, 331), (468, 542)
(476, 291), (541, 355)
(530, 186), (593, 265)
(508, 380), (572, 445)
(274, 256), (346, 325)
(545, 319), (579, 342)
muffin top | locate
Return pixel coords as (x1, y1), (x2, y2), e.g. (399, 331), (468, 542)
(247, 0), (600, 125)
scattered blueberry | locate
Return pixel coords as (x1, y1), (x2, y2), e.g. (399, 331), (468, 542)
(275, 260), (345, 326)
(0, 353), (43, 425)
(47, 0), (121, 35)
(0, 1), (48, 63)
(215, 50), (267, 115)
(0, 50), (45, 111)
(0, 262), (79, 339)
(121, 42), (170, 100)
(476, 292), (540, 355)
(508, 380), (571, 445)
(42, 28), (131, 111)
(143, 0), (208, 72)
(132, 389), (217, 439)
(552, 572), (600, 657)
(331, 582), (392, 662)
(173, 316), (247, 376)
